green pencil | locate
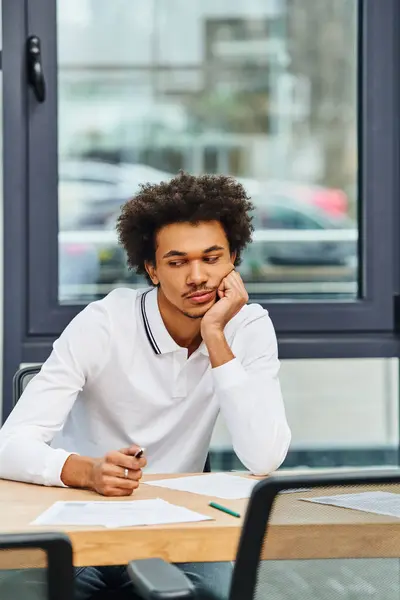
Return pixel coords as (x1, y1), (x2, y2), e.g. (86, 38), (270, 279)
(209, 501), (241, 518)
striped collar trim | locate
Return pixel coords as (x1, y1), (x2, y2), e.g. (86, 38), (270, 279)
(140, 288), (181, 355)
(140, 290), (161, 354)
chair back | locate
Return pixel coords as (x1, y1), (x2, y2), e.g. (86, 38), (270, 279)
(0, 531), (73, 600)
(12, 365), (42, 406)
(230, 469), (400, 600)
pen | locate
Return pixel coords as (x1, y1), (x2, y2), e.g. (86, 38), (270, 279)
(134, 447), (146, 459)
(209, 502), (241, 518)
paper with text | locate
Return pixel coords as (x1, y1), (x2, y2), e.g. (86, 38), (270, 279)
(301, 491), (400, 518)
(31, 498), (212, 528)
(145, 474), (258, 499)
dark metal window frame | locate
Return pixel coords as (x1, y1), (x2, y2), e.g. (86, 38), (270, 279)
(2, 0), (400, 420)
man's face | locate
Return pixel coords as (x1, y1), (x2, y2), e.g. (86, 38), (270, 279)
(146, 220), (235, 319)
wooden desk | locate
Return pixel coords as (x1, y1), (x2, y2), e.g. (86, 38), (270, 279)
(1, 473), (400, 566)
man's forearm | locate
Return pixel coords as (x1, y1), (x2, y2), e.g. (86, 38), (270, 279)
(211, 358), (291, 474)
(60, 454), (95, 489)
(202, 329), (235, 368)
(203, 327), (291, 475)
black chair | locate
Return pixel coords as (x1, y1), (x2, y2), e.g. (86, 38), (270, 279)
(13, 364), (42, 406)
(0, 531), (74, 600)
(127, 469), (400, 600)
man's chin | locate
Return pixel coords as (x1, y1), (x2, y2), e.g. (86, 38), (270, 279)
(182, 309), (208, 320)
(181, 295), (216, 319)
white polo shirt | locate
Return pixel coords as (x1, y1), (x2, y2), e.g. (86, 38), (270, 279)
(0, 287), (291, 486)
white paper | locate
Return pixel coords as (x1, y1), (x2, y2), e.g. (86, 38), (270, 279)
(301, 491), (400, 518)
(31, 498), (212, 528)
(145, 474), (258, 499)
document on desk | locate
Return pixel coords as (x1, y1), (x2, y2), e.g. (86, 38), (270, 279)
(31, 498), (212, 528)
(301, 491), (400, 518)
(145, 474), (258, 499)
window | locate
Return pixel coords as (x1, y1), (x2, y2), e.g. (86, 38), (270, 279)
(2, 0), (400, 418)
(210, 358), (399, 471)
(258, 204), (325, 230)
(54, 0), (360, 305)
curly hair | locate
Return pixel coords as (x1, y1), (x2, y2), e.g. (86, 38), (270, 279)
(116, 171), (254, 283)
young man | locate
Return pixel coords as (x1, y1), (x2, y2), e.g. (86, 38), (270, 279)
(0, 171), (291, 600)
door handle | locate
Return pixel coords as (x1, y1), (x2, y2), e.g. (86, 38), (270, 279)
(26, 35), (46, 103)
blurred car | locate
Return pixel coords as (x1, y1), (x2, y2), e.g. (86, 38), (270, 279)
(60, 160), (351, 232)
(58, 195), (357, 294)
(59, 238), (101, 303)
(238, 177), (349, 217)
(248, 196), (357, 267)
(261, 180), (349, 217)
(59, 160), (172, 230)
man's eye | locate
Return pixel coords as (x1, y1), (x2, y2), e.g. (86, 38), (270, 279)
(169, 261), (184, 267)
(204, 256), (219, 263)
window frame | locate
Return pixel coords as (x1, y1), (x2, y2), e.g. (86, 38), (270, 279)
(2, 0), (400, 419)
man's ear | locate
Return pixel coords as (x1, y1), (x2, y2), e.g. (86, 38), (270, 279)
(144, 261), (159, 286)
(230, 251), (237, 265)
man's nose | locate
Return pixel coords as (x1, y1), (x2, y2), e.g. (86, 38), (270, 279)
(187, 261), (208, 286)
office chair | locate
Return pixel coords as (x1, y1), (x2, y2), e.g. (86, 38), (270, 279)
(127, 469), (400, 600)
(13, 364), (42, 406)
(0, 531), (73, 600)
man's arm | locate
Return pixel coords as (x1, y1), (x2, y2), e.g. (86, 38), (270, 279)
(61, 448), (146, 496)
(60, 455), (96, 489)
(0, 302), (111, 487)
(201, 330), (234, 368)
(206, 312), (290, 475)
(201, 271), (291, 475)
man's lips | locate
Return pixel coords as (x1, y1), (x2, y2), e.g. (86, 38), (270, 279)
(186, 290), (215, 303)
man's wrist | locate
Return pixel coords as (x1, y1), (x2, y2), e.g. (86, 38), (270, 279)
(60, 454), (96, 489)
(201, 324), (225, 343)
(202, 327), (235, 368)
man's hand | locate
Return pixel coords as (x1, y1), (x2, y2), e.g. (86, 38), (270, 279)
(90, 445), (147, 496)
(61, 445), (147, 496)
(201, 269), (248, 339)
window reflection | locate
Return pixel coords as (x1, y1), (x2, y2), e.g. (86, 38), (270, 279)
(57, 0), (358, 304)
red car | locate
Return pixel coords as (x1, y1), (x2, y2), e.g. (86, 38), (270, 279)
(263, 181), (348, 217)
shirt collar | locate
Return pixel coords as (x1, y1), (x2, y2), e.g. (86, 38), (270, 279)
(140, 287), (209, 356)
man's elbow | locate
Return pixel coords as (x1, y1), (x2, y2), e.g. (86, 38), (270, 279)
(243, 422), (292, 476)
(0, 425), (34, 456)
(0, 429), (41, 482)
(0, 429), (17, 460)
(0, 431), (24, 475)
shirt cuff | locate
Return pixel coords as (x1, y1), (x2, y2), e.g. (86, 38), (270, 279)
(212, 358), (248, 391)
(43, 449), (78, 487)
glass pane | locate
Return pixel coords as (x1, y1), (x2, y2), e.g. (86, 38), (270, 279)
(255, 559), (400, 600)
(57, 0), (358, 304)
(210, 359), (399, 470)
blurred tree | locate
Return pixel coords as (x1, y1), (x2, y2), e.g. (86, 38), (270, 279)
(286, 0), (357, 202)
